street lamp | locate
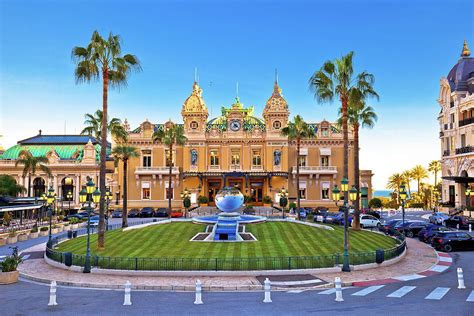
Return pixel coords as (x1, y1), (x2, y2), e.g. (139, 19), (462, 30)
(66, 190), (73, 215)
(105, 187), (112, 230)
(180, 188), (191, 218)
(46, 186), (56, 244)
(279, 188), (289, 219)
(399, 184), (407, 226)
(79, 178), (100, 274)
(332, 180), (358, 273)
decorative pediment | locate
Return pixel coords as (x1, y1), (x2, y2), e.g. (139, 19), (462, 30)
(47, 149), (59, 164)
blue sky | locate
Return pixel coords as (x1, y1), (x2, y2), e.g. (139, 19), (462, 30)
(0, 0), (473, 189)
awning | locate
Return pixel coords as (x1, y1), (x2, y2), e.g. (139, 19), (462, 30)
(0, 204), (43, 213)
(320, 148), (331, 156)
(442, 176), (474, 183)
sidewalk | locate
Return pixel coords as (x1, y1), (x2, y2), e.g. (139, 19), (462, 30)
(16, 238), (444, 292)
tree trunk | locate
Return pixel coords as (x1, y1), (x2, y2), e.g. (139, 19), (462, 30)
(28, 173), (31, 197)
(342, 97), (349, 204)
(296, 138), (301, 221)
(98, 68), (108, 249)
(353, 124), (361, 230)
(122, 158), (128, 228)
(168, 144), (173, 214)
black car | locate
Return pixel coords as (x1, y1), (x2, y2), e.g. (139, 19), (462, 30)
(418, 225), (454, 243)
(399, 221), (432, 238)
(140, 207), (155, 217)
(444, 215), (474, 229)
(379, 219), (402, 235)
(112, 209), (123, 218)
(431, 231), (474, 252)
(128, 208), (140, 218)
(155, 208), (170, 217)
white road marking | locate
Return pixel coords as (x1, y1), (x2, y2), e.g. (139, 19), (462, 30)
(21, 254), (30, 260)
(387, 286), (417, 298)
(393, 274), (426, 281)
(429, 265), (449, 273)
(425, 287), (450, 300)
(287, 290), (304, 294)
(272, 279), (322, 286)
(467, 290), (474, 302)
(351, 285), (385, 296)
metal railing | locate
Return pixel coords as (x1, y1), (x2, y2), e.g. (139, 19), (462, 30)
(46, 231), (406, 271)
(455, 146), (474, 155)
(292, 166), (337, 173)
(135, 166), (179, 174)
(459, 117), (474, 127)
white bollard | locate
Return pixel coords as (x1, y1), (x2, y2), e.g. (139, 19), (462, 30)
(263, 278), (272, 303)
(469, 224), (472, 232)
(335, 277), (344, 302)
(194, 279), (203, 305)
(457, 268), (466, 289)
(48, 281), (58, 306)
(123, 281), (132, 306)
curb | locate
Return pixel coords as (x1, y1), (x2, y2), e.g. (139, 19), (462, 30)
(351, 250), (452, 287)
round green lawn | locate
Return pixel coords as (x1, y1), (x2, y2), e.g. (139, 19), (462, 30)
(57, 222), (397, 259)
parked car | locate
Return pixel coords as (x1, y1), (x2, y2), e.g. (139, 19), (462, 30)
(399, 221), (432, 238)
(379, 219), (402, 235)
(89, 215), (100, 226)
(112, 209), (123, 218)
(324, 212), (352, 225)
(171, 211), (184, 218)
(431, 231), (474, 252)
(429, 212), (450, 225)
(65, 213), (85, 221)
(155, 208), (170, 217)
(359, 214), (381, 228)
(418, 225), (454, 243)
(444, 215), (474, 229)
(140, 207), (155, 217)
(128, 208), (140, 218)
(363, 209), (381, 219)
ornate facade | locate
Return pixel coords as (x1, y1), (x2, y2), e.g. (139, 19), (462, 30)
(439, 41), (474, 209)
(120, 80), (373, 210)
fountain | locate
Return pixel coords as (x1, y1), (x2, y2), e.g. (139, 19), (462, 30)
(192, 187), (266, 241)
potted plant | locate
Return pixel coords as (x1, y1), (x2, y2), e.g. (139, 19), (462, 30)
(0, 247), (23, 284)
(289, 202), (297, 214)
(0, 237), (6, 246)
(69, 218), (79, 229)
(39, 226), (49, 237)
(51, 224), (59, 234)
(198, 195), (209, 207)
(63, 222), (71, 231)
(7, 230), (17, 244)
(263, 195), (273, 207)
(17, 232), (29, 241)
(244, 195), (253, 206)
(29, 226), (39, 239)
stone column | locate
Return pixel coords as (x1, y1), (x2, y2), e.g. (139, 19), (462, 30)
(75, 175), (80, 204)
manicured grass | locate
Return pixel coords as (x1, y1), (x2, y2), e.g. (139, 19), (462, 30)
(57, 222), (397, 259)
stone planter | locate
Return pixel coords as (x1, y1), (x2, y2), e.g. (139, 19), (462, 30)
(264, 203), (272, 207)
(63, 225), (71, 231)
(0, 238), (6, 246)
(57, 226), (64, 233)
(7, 236), (18, 244)
(199, 203), (208, 207)
(0, 271), (19, 285)
(51, 228), (59, 234)
(71, 224), (79, 230)
(17, 234), (28, 242)
(39, 230), (49, 237)
(29, 232), (39, 239)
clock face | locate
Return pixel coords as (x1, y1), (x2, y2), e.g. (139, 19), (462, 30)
(230, 120), (241, 131)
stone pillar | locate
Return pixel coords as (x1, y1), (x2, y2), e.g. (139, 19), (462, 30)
(75, 175), (80, 204)
(53, 175), (58, 195)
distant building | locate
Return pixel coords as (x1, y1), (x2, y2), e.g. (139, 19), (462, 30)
(439, 41), (474, 209)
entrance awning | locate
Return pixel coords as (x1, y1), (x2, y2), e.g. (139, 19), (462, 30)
(442, 176), (474, 183)
(0, 204), (43, 213)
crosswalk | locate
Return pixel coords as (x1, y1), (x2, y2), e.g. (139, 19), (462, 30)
(316, 285), (473, 302)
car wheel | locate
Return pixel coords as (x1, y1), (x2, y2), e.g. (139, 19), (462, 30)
(406, 231), (414, 238)
(443, 244), (453, 252)
(376, 222), (381, 228)
(360, 224), (364, 229)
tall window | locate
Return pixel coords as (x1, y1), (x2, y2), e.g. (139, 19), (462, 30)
(210, 150), (219, 166)
(298, 188), (306, 200)
(142, 182), (150, 200)
(165, 150), (174, 167)
(142, 150), (152, 167)
(231, 150), (240, 166)
(298, 156), (306, 167)
(321, 182), (330, 200)
(252, 150), (262, 167)
(321, 155), (329, 167)
(165, 182), (174, 199)
(461, 134), (466, 147)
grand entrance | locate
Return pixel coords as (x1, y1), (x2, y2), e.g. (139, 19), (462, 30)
(227, 178), (243, 191)
(250, 180), (264, 205)
(207, 180), (222, 206)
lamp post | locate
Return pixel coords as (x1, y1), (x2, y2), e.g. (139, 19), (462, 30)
(399, 184), (407, 226)
(66, 191), (73, 215)
(279, 188), (289, 219)
(46, 186), (56, 244)
(79, 178), (100, 274)
(332, 178), (358, 273)
(180, 188), (191, 218)
(105, 188), (112, 230)
(39, 193), (47, 225)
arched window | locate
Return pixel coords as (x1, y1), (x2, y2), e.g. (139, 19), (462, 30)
(33, 177), (45, 197)
(61, 177), (74, 201)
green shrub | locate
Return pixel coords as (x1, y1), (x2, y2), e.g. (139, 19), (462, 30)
(183, 197), (191, 208)
(1, 252), (23, 272)
(279, 197), (288, 208)
(369, 198), (383, 209)
(8, 230), (17, 237)
(68, 218), (79, 224)
(244, 195), (253, 204)
(289, 202), (297, 210)
(64, 223), (70, 227)
(198, 195), (209, 204)
(40, 226), (49, 232)
(263, 195), (273, 204)
(30, 226), (38, 233)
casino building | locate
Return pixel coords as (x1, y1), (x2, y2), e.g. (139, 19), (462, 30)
(119, 79), (373, 210)
(439, 41), (474, 209)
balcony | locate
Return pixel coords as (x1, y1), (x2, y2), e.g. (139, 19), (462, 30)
(455, 146), (474, 155)
(292, 166), (337, 175)
(439, 131), (444, 137)
(443, 150), (450, 157)
(135, 166), (179, 176)
(208, 165), (220, 171)
(459, 117), (474, 127)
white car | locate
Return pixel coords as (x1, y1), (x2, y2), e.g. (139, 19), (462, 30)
(359, 214), (381, 228)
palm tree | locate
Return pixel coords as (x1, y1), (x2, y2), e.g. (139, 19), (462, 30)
(411, 165), (429, 194)
(387, 173), (404, 204)
(281, 115), (316, 220)
(73, 30), (141, 249)
(428, 160), (441, 186)
(309, 52), (378, 204)
(112, 145), (139, 228)
(15, 150), (52, 197)
(153, 122), (187, 212)
(81, 110), (128, 144)
(401, 170), (413, 196)
(0, 175), (26, 197)
(339, 91), (377, 229)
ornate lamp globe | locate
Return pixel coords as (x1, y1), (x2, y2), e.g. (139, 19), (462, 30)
(86, 178), (95, 194)
(215, 186), (244, 213)
(79, 188), (87, 203)
(466, 188), (471, 196)
(399, 184), (407, 201)
(92, 188), (101, 204)
(332, 185), (341, 202)
(349, 185), (358, 202)
(341, 178), (349, 192)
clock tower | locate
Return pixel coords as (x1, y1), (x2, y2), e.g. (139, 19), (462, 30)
(263, 79), (289, 138)
(181, 81), (209, 139)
